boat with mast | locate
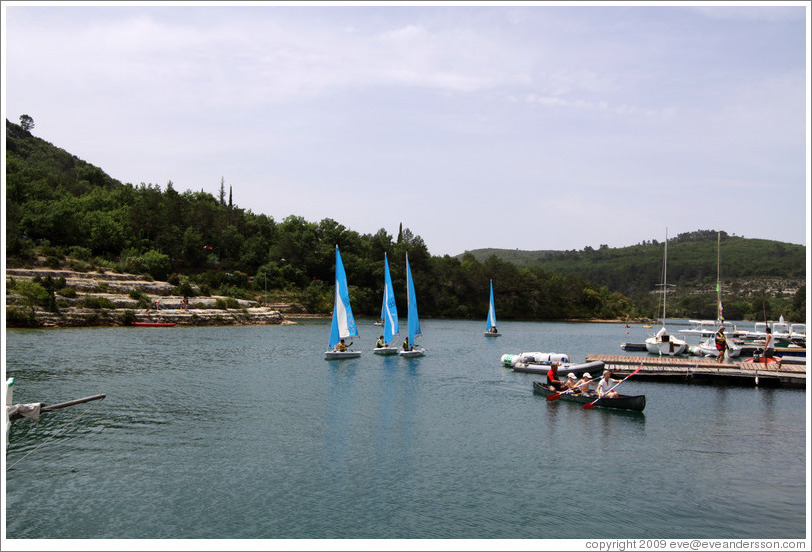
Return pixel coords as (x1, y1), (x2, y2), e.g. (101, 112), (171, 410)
(695, 232), (741, 358)
(373, 253), (400, 355)
(645, 229), (688, 356)
(324, 245), (361, 359)
(399, 254), (425, 358)
(484, 280), (500, 337)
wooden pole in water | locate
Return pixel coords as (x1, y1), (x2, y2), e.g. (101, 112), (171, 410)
(40, 394), (106, 413)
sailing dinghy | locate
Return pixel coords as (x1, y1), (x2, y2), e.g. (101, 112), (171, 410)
(484, 279), (500, 337)
(399, 254), (425, 358)
(374, 253), (400, 355)
(324, 246), (361, 359)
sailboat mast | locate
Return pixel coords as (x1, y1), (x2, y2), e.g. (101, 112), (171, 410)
(662, 228), (668, 325)
(716, 232), (722, 322)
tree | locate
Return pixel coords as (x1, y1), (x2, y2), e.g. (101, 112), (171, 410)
(19, 114), (35, 132)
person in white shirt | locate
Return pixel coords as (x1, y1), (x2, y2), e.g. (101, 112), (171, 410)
(596, 370), (622, 398)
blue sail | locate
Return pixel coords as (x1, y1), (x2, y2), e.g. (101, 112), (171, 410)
(382, 253), (399, 344)
(486, 280), (497, 331)
(405, 254), (421, 346)
(328, 246), (359, 348)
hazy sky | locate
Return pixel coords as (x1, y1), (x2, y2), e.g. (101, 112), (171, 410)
(3, 1), (809, 257)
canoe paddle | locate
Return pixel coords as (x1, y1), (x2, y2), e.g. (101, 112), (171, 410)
(546, 372), (612, 401)
(582, 367), (641, 409)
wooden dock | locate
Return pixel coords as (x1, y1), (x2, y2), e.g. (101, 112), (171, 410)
(585, 354), (807, 389)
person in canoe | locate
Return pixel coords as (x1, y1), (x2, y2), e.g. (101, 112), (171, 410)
(376, 336), (386, 348)
(715, 327), (729, 362)
(546, 363), (565, 391)
(596, 370), (622, 399)
(564, 372), (580, 394)
(576, 373), (594, 395)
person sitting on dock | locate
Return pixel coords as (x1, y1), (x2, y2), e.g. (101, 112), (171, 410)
(715, 327), (729, 362)
(576, 373), (594, 395)
(596, 370), (622, 399)
(546, 363), (565, 392)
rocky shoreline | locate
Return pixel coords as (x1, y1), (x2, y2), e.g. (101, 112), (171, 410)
(5, 267), (291, 328)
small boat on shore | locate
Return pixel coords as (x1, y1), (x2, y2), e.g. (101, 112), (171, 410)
(532, 381), (646, 412)
(132, 322), (176, 327)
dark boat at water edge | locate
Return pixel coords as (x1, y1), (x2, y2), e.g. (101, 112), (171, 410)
(532, 381), (646, 412)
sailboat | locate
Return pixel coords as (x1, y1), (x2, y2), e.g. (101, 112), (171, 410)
(373, 253), (400, 355)
(324, 245), (361, 359)
(645, 229), (688, 356)
(399, 253), (425, 358)
(484, 280), (500, 337)
(696, 232), (741, 359)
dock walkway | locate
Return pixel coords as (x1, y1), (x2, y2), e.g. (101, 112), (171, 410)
(585, 354), (807, 389)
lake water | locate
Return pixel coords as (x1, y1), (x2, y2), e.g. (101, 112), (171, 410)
(4, 319), (808, 541)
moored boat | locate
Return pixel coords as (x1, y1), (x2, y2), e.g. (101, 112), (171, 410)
(645, 231), (687, 356)
(532, 381), (646, 412)
(132, 322), (177, 327)
(511, 360), (604, 378)
(741, 355), (782, 369)
(501, 352), (571, 367)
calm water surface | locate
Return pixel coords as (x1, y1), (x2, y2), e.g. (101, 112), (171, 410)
(4, 320), (807, 539)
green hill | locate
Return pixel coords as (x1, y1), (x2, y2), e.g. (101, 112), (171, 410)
(5, 118), (806, 323)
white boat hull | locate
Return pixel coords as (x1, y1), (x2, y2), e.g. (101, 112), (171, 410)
(399, 348), (426, 358)
(373, 346), (399, 355)
(645, 336), (687, 356)
(324, 350), (362, 360)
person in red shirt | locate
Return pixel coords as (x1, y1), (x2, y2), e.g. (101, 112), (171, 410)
(547, 363), (565, 391)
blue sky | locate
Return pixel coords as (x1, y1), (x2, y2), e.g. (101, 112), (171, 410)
(3, 2), (809, 257)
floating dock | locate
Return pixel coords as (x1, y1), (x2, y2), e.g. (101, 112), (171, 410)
(585, 354), (807, 389)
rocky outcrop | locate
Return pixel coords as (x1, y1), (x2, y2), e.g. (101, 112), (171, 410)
(6, 267), (289, 328)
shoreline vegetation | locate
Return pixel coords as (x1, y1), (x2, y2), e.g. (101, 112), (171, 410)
(5, 261), (652, 330)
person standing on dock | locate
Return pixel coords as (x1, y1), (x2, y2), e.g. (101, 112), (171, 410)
(715, 327), (729, 362)
(763, 327), (774, 358)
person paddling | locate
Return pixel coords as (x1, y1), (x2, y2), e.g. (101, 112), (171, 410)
(576, 372), (594, 395)
(546, 363), (565, 391)
(596, 370), (622, 399)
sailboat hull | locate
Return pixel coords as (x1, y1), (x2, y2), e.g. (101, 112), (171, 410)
(484, 332), (501, 337)
(399, 348), (425, 358)
(645, 337), (687, 356)
(373, 347), (399, 355)
(324, 350), (362, 360)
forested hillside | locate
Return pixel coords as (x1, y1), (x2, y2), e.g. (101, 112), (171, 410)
(5, 118), (806, 322)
